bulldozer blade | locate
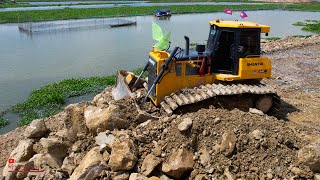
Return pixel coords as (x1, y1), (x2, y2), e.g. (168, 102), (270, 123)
(111, 70), (159, 121)
(111, 70), (134, 100)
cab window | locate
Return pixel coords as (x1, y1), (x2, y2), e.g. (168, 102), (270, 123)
(186, 62), (200, 76)
(175, 63), (182, 76)
(239, 29), (260, 57)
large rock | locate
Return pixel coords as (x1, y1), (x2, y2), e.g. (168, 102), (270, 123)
(28, 154), (44, 168)
(141, 154), (161, 176)
(24, 119), (48, 138)
(93, 88), (113, 105)
(28, 152), (62, 169)
(65, 103), (88, 141)
(42, 154), (63, 169)
(161, 148), (194, 179)
(70, 147), (106, 180)
(61, 156), (76, 175)
(113, 172), (130, 180)
(129, 173), (147, 180)
(178, 118), (193, 132)
(220, 131), (237, 156)
(2, 139), (34, 177)
(85, 105), (129, 133)
(40, 138), (67, 160)
(298, 140), (320, 173)
(108, 135), (138, 171)
(95, 132), (115, 153)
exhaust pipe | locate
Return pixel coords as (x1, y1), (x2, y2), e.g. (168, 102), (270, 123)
(184, 36), (189, 56)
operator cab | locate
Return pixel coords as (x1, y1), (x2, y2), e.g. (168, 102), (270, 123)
(206, 20), (269, 75)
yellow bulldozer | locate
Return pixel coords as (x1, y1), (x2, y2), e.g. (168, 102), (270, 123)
(112, 19), (280, 115)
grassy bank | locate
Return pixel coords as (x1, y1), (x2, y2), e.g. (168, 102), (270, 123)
(11, 68), (145, 126)
(0, 1), (135, 8)
(12, 76), (115, 125)
(1, 3), (320, 23)
(293, 19), (320, 33)
(0, 118), (8, 128)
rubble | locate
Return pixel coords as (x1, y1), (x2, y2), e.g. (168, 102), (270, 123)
(298, 140), (320, 173)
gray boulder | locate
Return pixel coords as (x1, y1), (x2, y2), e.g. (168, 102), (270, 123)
(24, 119), (48, 138)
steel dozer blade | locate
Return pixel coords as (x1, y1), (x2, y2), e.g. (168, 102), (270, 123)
(111, 70), (158, 122)
(112, 70), (136, 100)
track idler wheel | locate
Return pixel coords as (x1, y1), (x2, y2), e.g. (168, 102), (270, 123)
(255, 95), (273, 113)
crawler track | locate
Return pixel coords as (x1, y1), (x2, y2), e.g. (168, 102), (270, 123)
(160, 82), (281, 115)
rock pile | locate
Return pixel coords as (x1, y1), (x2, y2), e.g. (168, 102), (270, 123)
(261, 35), (320, 53)
(1, 87), (320, 180)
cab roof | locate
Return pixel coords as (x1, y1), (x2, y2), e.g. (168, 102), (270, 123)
(209, 19), (270, 33)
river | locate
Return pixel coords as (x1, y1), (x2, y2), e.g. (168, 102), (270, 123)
(0, 10), (319, 134)
(0, 1), (269, 12)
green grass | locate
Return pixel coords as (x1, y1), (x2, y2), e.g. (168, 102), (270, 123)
(0, 1), (135, 8)
(292, 21), (307, 26)
(0, 117), (9, 128)
(293, 19), (320, 34)
(263, 37), (281, 41)
(292, 35), (312, 38)
(12, 76), (115, 125)
(150, 0), (251, 2)
(1, 3), (320, 24)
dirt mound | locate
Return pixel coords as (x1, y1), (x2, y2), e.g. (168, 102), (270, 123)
(1, 35), (320, 179)
(262, 35), (320, 53)
(134, 107), (317, 179)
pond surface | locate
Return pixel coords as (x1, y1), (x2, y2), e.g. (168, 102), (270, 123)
(0, 1), (267, 12)
(0, 10), (319, 134)
(28, 1), (147, 5)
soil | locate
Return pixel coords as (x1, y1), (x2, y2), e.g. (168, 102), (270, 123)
(0, 35), (320, 179)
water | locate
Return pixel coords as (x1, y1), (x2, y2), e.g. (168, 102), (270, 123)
(28, 1), (147, 5)
(0, 2), (269, 12)
(0, 10), (319, 134)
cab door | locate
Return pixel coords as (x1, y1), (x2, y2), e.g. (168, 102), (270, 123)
(211, 29), (238, 75)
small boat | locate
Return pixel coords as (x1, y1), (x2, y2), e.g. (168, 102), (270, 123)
(109, 21), (137, 28)
(155, 9), (172, 17)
